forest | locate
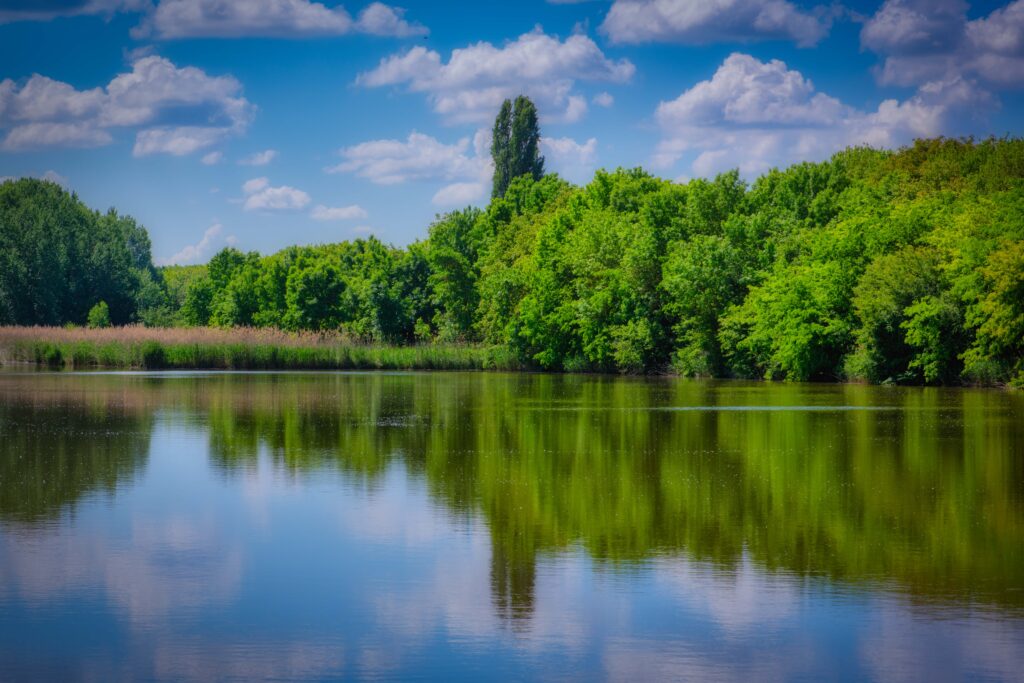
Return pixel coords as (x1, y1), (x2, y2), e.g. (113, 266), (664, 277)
(1, 134), (1023, 386)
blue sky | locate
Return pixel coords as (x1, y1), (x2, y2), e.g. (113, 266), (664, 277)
(1, 0), (1022, 264)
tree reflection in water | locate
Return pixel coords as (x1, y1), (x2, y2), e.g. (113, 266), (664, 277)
(1, 371), (1022, 622)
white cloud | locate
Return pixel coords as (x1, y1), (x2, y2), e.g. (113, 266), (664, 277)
(432, 181), (487, 206)
(239, 149), (277, 166)
(330, 129), (493, 207)
(0, 0), (148, 24)
(310, 204), (368, 220)
(0, 56), (253, 154)
(355, 2), (426, 37)
(201, 151), (224, 165)
(242, 177), (270, 194)
(357, 27), (635, 123)
(132, 0), (426, 39)
(862, 0), (1024, 87)
(0, 75), (105, 122)
(329, 130), (492, 185)
(655, 53), (846, 128)
(242, 177), (311, 211)
(544, 136), (597, 162)
(601, 0), (833, 47)
(861, 0), (965, 56)
(654, 53), (986, 178)
(542, 136), (598, 184)
(133, 126), (232, 157)
(592, 91), (614, 107)
(1, 122), (113, 150)
(158, 223), (228, 266)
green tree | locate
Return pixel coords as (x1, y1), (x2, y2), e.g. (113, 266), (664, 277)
(87, 301), (111, 328)
(0, 179), (155, 326)
(283, 256), (346, 331)
(427, 208), (483, 340)
(491, 96), (545, 199)
(964, 239), (1024, 385)
(846, 247), (963, 384)
(180, 277), (215, 326)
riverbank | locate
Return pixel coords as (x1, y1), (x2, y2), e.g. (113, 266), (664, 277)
(2, 327), (1018, 388)
(0, 326), (521, 371)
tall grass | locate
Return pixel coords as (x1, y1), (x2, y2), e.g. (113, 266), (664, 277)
(0, 326), (523, 371)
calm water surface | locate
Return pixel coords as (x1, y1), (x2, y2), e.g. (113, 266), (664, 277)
(1, 371), (1022, 681)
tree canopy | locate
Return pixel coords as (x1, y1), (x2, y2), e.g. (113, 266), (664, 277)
(3, 136), (1023, 387)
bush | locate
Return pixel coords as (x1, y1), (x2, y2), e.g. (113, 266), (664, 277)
(87, 301), (111, 329)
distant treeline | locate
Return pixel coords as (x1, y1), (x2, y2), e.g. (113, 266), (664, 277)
(2, 137), (1023, 385)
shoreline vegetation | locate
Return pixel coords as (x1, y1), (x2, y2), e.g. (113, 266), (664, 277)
(0, 325), (1015, 387)
(0, 326), (520, 371)
(2, 132), (1023, 387)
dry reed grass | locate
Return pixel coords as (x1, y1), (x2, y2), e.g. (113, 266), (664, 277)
(0, 325), (350, 348)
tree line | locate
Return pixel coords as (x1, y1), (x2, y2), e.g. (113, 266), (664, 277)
(1, 105), (1022, 385)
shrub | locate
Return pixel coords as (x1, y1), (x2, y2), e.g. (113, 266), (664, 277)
(87, 301), (111, 329)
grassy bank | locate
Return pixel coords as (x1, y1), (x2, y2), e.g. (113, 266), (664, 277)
(0, 326), (522, 371)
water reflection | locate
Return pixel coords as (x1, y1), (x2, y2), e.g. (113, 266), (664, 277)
(0, 393), (151, 524)
(0, 371), (1022, 680)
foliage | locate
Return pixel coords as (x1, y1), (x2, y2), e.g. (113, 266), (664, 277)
(86, 301), (111, 329)
(0, 178), (162, 326)
(3, 137), (1024, 385)
(491, 95), (544, 199)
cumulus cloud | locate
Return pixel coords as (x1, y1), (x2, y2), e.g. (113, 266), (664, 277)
(656, 53), (846, 127)
(862, 0), (1024, 87)
(329, 130), (491, 185)
(239, 149), (277, 166)
(431, 182), (487, 206)
(133, 126), (233, 156)
(357, 27), (635, 123)
(601, 0), (834, 47)
(355, 2), (426, 36)
(654, 52), (986, 178)
(0, 75), (105, 122)
(201, 150), (224, 165)
(0, 55), (253, 154)
(592, 91), (614, 107)
(329, 129), (493, 206)
(158, 223), (230, 266)
(310, 204), (368, 220)
(242, 177), (311, 211)
(542, 136), (598, 184)
(132, 0), (426, 39)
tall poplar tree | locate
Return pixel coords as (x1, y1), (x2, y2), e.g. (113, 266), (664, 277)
(491, 96), (545, 199)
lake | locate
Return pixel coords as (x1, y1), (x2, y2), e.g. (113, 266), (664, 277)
(0, 371), (1022, 681)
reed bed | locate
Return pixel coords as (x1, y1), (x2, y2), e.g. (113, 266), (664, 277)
(0, 326), (522, 371)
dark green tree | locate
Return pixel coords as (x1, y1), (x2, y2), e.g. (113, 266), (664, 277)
(0, 178), (159, 326)
(491, 96), (545, 199)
